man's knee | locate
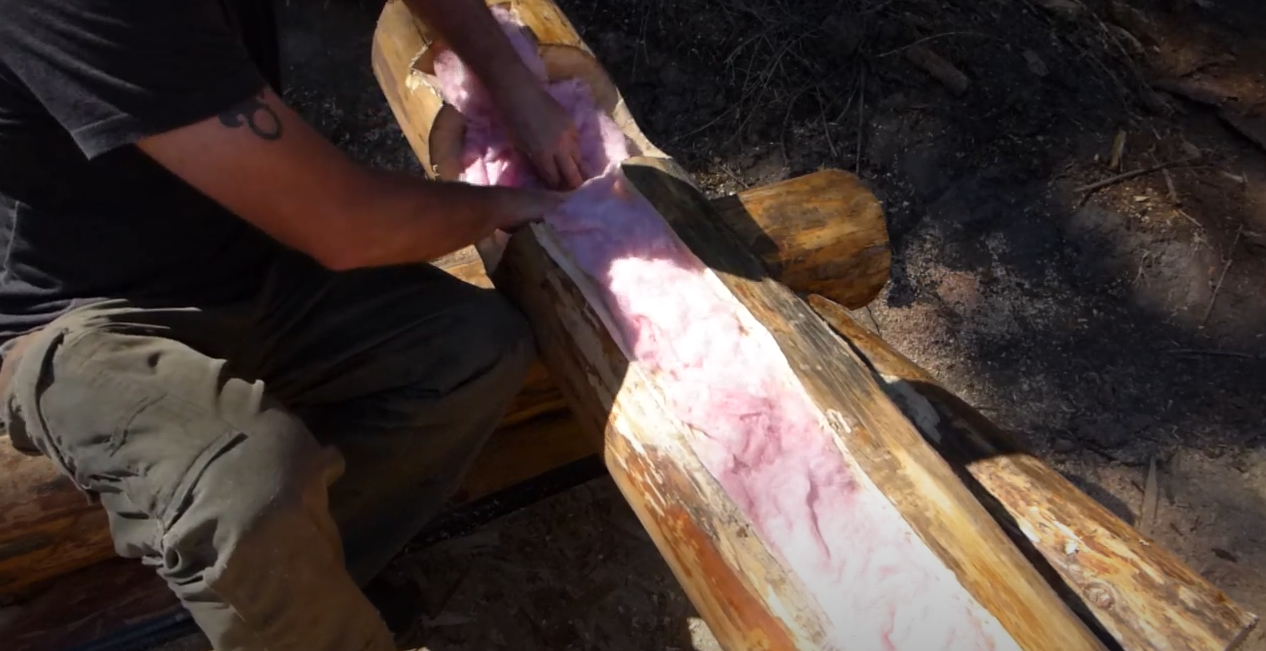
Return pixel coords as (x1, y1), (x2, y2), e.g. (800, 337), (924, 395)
(154, 420), (394, 651)
(157, 413), (344, 582)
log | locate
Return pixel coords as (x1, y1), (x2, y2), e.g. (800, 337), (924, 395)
(373, 0), (1108, 647)
(0, 442), (111, 601)
(807, 295), (1261, 651)
(2, 559), (187, 651)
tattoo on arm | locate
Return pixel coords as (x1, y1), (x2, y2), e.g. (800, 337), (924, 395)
(218, 92), (283, 140)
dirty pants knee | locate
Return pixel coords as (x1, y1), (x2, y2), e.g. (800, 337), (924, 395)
(0, 316), (396, 651)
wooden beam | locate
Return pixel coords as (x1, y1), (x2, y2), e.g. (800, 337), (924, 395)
(372, 0), (1108, 646)
(807, 294), (1260, 651)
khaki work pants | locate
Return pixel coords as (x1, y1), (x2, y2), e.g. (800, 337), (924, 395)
(0, 251), (535, 651)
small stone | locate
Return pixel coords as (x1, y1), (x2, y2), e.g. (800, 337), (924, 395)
(1023, 50), (1049, 77)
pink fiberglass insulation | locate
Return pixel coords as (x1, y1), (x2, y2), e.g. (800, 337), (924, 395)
(432, 9), (1023, 651)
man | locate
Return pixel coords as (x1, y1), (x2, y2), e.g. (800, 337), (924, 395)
(0, 0), (584, 649)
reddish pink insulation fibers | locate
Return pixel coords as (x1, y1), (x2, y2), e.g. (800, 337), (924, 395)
(433, 10), (1021, 650)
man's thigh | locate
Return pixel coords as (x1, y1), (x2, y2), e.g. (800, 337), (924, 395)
(253, 253), (535, 432)
(0, 299), (395, 651)
(0, 299), (259, 510)
(251, 255), (537, 581)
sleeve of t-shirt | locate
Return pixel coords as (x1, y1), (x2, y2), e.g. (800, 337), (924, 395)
(0, 0), (269, 160)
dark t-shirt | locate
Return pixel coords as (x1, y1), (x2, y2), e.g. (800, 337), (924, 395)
(0, 0), (288, 343)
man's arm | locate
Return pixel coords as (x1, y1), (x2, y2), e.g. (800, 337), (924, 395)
(403, 0), (585, 189)
(137, 86), (561, 270)
(1, 0), (561, 271)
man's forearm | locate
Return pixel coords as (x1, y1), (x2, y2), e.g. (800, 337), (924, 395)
(401, 0), (539, 101)
(326, 171), (518, 270)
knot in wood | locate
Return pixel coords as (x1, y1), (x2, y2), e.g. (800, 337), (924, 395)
(1083, 582), (1116, 609)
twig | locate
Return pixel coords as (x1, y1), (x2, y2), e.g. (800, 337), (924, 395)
(819, 90), (838, 159)
(1176, 208), (1203, 231)
(1074, 157), (1197, 194)
(830, 68), (864, 125)
(1109, 130), (1127, 172)
(717, 164), (750, 190)
(876, 32), (1000, 57)
(856, 69), (866, 176)
(1162, 167), (1179, 204)
(1164, 348), (1260, 360)
(672, 105), (737, 143)
(781, 84), (815, 171)
(1201, 226), (1242, 327)
(904, 45), (970, 95)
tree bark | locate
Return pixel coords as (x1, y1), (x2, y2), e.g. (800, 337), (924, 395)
(807, 294), (1260, 651)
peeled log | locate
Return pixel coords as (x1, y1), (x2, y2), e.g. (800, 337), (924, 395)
(807, 295), (1260, 651)
(0, 446), (110, 600)
(377, 0), (1108, 646)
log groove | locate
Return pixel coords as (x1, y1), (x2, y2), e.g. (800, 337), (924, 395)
(807, 294), (1260, 651)
(372, 0), (1109, 646)
(608, 156), (1105, 650)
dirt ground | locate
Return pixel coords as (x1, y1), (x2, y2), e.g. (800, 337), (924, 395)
(158, 0), (1264, 648)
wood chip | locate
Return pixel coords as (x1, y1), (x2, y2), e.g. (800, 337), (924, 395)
(1023, 50), (1049, 77)
(1137, 456), (1160, 537)
(1162, 167), (1179, 204)
(1212, 548), (1240, 563)
(904, 45), (970, 96)
(1152, 78), (1230, 107)
(1110, 130), (1127, 171)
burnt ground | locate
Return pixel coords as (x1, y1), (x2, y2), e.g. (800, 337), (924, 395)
(158, 0), (1265, 649)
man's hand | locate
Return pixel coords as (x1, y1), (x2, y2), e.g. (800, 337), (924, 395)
(401, 0), (587, 190)
(494, 186), (568, 232)
(495, 80), (585, 191)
